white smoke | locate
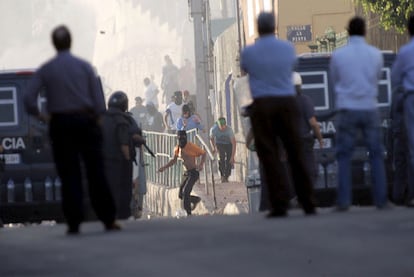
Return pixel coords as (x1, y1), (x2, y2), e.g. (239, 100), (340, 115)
(0, 0), (196, 111)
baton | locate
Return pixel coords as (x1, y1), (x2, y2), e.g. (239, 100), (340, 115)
(143, 143), (156, 158)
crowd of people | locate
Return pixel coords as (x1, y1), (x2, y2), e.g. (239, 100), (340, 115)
(21, 11), (414, 233)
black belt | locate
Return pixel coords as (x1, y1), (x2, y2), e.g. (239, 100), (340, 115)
(52, 108), (95, 115)
(52, 110), (98, 119)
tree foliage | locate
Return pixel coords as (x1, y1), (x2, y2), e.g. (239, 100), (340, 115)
(358, 0), (414, 33)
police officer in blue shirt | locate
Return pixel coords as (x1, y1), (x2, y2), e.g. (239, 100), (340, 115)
(24, 25), (120, 234)
(241, 12), (316, 217)
(391, 14), (414, 207)
(330, 17), (387, 211)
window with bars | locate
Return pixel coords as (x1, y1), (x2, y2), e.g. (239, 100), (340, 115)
(0, 87), (18, 126)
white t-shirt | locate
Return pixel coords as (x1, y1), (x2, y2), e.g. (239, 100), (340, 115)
(144, 82), (159, 108)
(165, 102), (183, 130)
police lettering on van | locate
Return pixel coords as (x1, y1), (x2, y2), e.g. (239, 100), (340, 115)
(0, 137), (26, 165)
(2, 137), (26, 150)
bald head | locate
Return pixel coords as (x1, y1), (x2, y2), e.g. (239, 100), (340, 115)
(52, 25), (71, 51)
(258, 12), (275, 36)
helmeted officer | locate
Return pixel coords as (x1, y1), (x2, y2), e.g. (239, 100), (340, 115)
(102, 91), (137, 219)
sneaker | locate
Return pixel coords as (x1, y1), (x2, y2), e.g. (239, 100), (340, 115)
(105, 221), (122, 232)
(134, 208), (143, 219)
(221, 176), (229, 183)
(190, 196), (201, 211)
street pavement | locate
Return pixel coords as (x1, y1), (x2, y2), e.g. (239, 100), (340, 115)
(1, 206), (413, 277)
(192, 180), (249, 214)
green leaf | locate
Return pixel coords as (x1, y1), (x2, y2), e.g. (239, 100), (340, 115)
(357, 0), (413, 33)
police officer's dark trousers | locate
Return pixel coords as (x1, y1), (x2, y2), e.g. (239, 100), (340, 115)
(105, 158), (132, 219)
(250, 97), (315, 215)
(49, 113), (116, 229)
(216, 143), (233, 179)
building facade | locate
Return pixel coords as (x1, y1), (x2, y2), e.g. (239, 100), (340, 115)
(239, 0), (355, 54)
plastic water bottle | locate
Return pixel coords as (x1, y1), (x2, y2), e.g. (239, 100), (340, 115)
(44, 176), (53, 201)
(7, 179), (15, 203)
(363, 161), (371, 185)
(54, 177), (62, 201)
(24, 177), (33, 202)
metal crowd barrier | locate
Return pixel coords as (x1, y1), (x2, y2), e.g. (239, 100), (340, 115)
(143, 129), (199, 187)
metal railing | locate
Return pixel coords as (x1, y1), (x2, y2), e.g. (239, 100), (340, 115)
(142, 130), (209, 183)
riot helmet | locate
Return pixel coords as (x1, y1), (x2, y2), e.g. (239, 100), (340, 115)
(108, 91), (129, 112)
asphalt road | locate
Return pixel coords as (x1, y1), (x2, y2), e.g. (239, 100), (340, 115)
(1, 207), (413, 277)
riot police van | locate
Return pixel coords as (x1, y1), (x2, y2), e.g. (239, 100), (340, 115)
(296, 51), (395, 206)
(0, 69), (97, 224)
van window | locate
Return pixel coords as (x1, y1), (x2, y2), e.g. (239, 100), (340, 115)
(0, 86), (18, 126)
(300, 71), (329, 111)
(378, 68), (392, 107)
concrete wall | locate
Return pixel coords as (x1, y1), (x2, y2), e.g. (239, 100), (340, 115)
(239, 0), (354, 54)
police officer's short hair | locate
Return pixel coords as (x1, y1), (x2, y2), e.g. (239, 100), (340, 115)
(347, 16), (366, 36)
(52, 25), (71, 51)
(257, 12), (275, 35)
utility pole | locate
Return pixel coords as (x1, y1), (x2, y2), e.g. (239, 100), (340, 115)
(189, 0), (211, 140)
(221, 0), (228, 18)
(235, 0), (242, 59)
